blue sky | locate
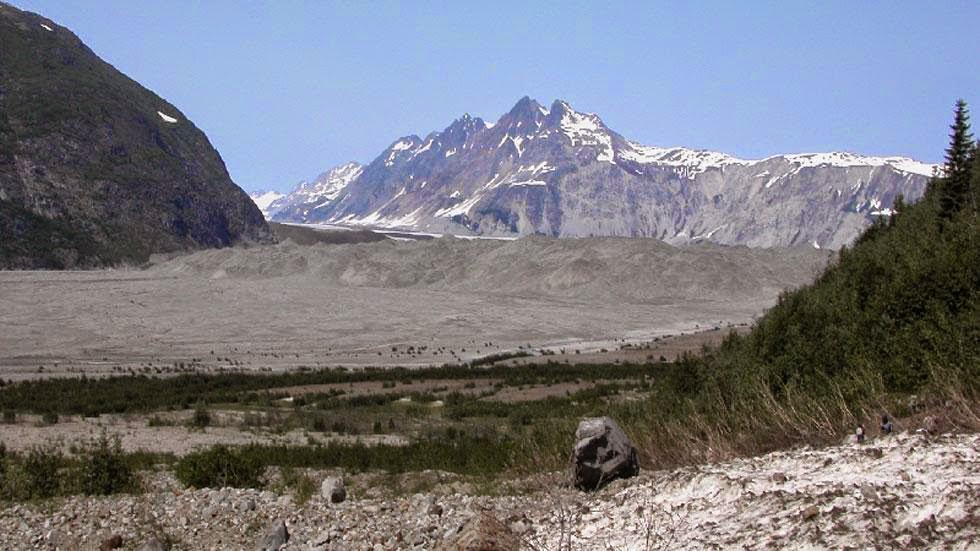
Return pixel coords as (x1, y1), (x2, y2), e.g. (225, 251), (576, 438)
(11, 1), (980, 193)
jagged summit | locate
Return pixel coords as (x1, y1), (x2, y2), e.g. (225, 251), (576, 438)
(267, 97), (935, 248)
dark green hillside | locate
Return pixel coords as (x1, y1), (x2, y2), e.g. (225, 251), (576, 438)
(636, 101), (979, 465)
(0, 3), (270, 268)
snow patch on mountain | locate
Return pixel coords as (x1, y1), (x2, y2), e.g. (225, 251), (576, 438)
(269, 97), (938, 246)
(248, 190), (285, 219)
(157, 111), (178, 124)
(558, 104), (615, 163)
(619, 142), (750, 175)
(435, 193), (484, 218)
(779, 152), (936, 177)
(385, 139), (417, 166)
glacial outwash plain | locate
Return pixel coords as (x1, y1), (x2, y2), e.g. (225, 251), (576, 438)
(1, 1), (978, 550)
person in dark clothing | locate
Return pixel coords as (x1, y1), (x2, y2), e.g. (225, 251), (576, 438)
(880, 415), (893, 435)
(856, 424), (866, 443)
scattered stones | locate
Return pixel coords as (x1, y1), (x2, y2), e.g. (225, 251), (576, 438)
(255, 519), (289, 551)
(322, 476), (347, 504)
(0, 433), (976, 550)
(437, 513), (520, 551)
(428, 501), (444, 516)
(865, 447), (884, 459)
(770, 472), (787, 483)
(135, 537), (167, 551)
(573, 416), (639, 491)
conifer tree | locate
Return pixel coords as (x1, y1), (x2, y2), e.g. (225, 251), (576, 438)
(941, 99), (974, 217)
(970, 140), (980, 216)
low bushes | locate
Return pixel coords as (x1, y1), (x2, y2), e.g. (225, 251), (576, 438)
(173, 444), (263, 489)
(0, 435), (139, 501)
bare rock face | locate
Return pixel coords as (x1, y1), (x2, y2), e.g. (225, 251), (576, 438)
(272, 96), (933, 249)
(437, 513), (520, 551)
(255, 519), (288, 551)
(573, 416), (639, 491)
(0, 4), (271, 269)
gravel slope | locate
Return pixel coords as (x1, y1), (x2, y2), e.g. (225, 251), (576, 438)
(1, 432), (975, 550)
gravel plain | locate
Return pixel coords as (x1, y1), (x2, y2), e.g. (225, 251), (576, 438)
(0, 236), (830, 380)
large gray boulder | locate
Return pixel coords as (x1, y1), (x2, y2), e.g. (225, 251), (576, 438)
(255, 520), (289, 551)
(573, 416), (639, 491)
(321, 476), (346, 503)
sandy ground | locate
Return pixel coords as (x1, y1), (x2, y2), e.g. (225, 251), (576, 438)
(498, 325), (752, 366)
(0, 236), (829, 380)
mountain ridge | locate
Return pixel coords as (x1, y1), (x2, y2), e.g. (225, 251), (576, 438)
(266, 97), (935, 248)
(0, 3), (270, 269)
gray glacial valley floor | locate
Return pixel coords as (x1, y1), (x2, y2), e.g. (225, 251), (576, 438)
(0, 235), (831, 380)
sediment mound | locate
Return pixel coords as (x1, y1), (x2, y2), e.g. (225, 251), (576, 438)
(149, 235), (831, 303)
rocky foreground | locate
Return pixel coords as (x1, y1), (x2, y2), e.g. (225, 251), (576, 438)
(2, 432), (977, 550)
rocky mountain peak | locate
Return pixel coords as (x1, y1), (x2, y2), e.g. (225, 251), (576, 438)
(267, 97), (935, 249)
(500, 96), (549, 129)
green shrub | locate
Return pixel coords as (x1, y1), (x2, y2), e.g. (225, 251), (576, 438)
(77, 435), (136, 495)
(21, 447), (62, 499)
(191, 406), (211, 428)
(174, 445), (263, 489)
(281, 466), (315, 505)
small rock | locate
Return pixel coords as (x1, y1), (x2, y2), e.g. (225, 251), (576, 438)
(311, 529), (332, 546)
(427, 502), (444, 516)
(321, 476), (347, 504)
(801, 505), (819, 521)
(255, 520), (289, 551)
(860, 485), (878, 501)
(436, 513), (520, 551)
(771, 472), (787, 483)
(100, 534), (123, 550)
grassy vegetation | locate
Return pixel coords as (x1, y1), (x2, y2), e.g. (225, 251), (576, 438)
(0, 436), (162, 501)
(174, 434), (518, 487)
(612, 104), (980, 468)
(0, 362), (655, 416)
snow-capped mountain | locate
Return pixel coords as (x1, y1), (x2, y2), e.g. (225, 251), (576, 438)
(248, 190), (285, 219)
(264, 162), (363, 222)
(270, 97), (936, 248)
